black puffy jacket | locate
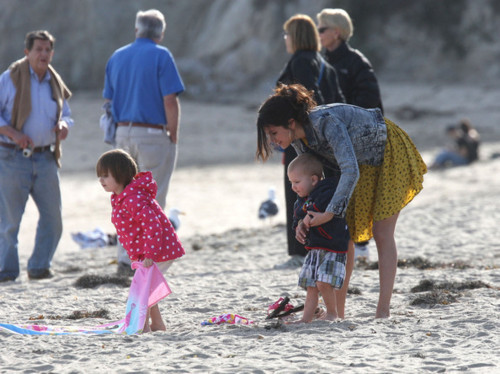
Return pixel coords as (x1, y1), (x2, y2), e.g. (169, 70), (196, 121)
(293, 178), (350, 253)
(324, 41), (383, 113)
(277, 50), (345, 105)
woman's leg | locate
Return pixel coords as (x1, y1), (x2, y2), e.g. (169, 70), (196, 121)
(372, 212), (399, 318)
(336, 240), (354, 319)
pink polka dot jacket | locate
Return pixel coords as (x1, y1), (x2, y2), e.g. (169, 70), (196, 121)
(110, 171), (185, 263)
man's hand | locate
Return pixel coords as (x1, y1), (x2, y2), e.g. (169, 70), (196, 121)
(54, 120), (69, 141)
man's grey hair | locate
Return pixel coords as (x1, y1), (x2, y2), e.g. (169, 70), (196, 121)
(135, 9), (166, 40)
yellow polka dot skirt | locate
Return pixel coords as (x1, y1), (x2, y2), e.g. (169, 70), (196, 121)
(346, 118), (427, 243)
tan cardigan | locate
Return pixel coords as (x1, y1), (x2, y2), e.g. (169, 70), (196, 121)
(9, 57), (71, 167)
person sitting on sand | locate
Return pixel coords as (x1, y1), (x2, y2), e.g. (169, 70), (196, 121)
(96, 149), (185, 332)
(430, 118), (480, 169)
(288, 153), (350, 322)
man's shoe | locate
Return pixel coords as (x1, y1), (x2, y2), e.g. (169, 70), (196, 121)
(116, 262), (135, 277)
(273, 255), (305, 270)
(28, 269), (54, 280)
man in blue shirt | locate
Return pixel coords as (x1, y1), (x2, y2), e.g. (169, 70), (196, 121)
(0, 30), (73, 282)
(103, 9), (185, 275)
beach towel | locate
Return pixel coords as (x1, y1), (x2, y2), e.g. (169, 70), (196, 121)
(0, 262), (170, 335)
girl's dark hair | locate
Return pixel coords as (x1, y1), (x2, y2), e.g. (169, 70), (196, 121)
(96, 149), (138, 187)
(256, 83), (316, 161)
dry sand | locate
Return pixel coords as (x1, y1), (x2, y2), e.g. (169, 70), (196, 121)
(0, 83), (499, 373)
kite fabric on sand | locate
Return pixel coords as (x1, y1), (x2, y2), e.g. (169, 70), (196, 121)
(0, 262), (171, 335)
(201, 313), (253, 326)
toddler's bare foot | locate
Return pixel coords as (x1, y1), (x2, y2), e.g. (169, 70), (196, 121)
(150, 323), (166, 332)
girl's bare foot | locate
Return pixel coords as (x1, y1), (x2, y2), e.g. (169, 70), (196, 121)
(150, 323), (166, 332)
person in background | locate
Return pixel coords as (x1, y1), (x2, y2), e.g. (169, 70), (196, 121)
(430, 118), (480, 169)
(256, 84), (427, 318)
(275, 14), (344, 270)
(316, 8), (385, 260)
(288, 153), (349, 323)
(0, 30), (73, 282)
(103, 9), (185, 276)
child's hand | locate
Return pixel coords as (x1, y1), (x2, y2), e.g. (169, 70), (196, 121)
(307, 211), (334, 227)
(295, 220), (309, 244)
(143, 258), (154, 267)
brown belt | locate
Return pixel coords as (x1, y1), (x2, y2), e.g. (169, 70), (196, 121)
(0, 141), (52, 152)
(117, 122), (164, 130)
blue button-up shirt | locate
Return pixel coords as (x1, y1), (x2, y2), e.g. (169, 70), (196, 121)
(0, 65), (74, 147)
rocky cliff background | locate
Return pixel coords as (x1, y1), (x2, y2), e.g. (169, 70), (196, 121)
(0, 0), (499, 98)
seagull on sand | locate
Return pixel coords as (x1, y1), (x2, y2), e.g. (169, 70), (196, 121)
(258, 187), (279, 221)
(168, 208), (185, 231)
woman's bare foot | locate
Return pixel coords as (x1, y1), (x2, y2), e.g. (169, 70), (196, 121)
(319, 313), (339, 322)
(313, 306), (326, 320)
(142, 324), (151, 333)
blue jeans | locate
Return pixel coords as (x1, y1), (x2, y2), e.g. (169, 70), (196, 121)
(0, 147), (62, 280)
(433, 150), (468, 167)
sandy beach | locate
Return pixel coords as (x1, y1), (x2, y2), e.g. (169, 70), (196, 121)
(1, 83), (499, 373)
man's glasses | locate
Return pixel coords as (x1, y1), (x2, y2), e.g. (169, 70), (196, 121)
(317, 27), (329, 34)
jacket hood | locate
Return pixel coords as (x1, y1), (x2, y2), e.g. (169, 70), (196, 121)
(113, 171), (157, 203)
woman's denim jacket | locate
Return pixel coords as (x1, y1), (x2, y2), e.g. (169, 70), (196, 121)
(292, 103), (387, 218)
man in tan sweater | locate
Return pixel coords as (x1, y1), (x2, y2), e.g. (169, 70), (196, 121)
(0, 30), (73, 282)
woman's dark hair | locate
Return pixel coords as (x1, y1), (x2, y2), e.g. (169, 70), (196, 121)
(96, 149), (138, 187)
(256, 83), (316, 161)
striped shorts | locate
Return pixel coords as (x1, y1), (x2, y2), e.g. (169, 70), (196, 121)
(298, 249), (347, 289)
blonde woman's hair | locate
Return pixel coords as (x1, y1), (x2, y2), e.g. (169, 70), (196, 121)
(316, 8), (353, 42)
(284, 14), (320, 53)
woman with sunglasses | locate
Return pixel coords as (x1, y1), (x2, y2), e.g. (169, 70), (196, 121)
(275, 14), (345, 270)
(316, 8), (383, 112)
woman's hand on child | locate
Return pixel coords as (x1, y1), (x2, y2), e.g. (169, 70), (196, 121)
(306, 211), (334, 227)
(143, 258), (154, 267)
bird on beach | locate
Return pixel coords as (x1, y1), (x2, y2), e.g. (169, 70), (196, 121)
(258, 187), (279, 221)
(167, 208), (185, 231)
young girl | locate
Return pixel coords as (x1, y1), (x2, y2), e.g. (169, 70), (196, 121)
(96, 149), (185, 332)
(256, 84), (427, 318)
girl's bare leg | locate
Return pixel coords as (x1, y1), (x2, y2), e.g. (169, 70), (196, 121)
(317, 282), (338, 321)
(372, 212), (399, 318)
(336, 240), (354, 319)
(143, 308), (151, 333)
(149, 304), (166, 331)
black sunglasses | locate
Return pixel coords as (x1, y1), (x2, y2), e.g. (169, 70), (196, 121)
(318, 27), (329, 34)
